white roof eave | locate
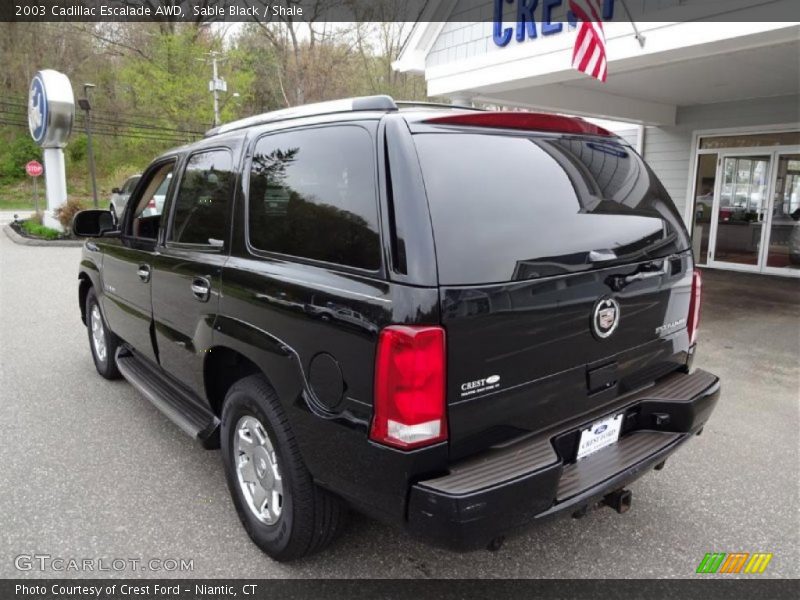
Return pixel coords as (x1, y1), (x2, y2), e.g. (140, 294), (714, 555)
(393, 0), (458, 74)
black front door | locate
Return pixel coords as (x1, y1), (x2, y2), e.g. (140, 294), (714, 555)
(101, 160), (178, 364)
(151, 148), (236, 396)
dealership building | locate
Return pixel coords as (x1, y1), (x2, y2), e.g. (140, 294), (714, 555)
(395, 1), (800, 278)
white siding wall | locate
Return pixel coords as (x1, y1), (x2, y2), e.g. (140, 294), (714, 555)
(614, 128), (640, 150)
(627, 94), (799, 219)
(424, 0), (768, 71)
(427, 1), (493, 69)
(643, 127), (694, 217)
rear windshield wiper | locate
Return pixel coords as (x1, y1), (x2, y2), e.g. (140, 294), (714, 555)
(605, 260), (670, 292)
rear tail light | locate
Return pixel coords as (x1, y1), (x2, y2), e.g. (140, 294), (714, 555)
(370, 325), (447, 450)
(424, 112), (614, 136)
(688, 269), (702, 345)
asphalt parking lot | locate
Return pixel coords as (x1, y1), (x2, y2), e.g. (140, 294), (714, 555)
(1, 230), (798, 579)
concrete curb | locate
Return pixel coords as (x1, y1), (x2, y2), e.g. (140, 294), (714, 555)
(3, 223), (84, 247)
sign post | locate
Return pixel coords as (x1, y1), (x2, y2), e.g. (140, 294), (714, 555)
(25, 160), (44, 214)
(28, 70), (75, 231)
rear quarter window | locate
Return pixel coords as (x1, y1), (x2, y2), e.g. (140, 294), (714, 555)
(414, 133), (689, 285)
(247, 125), (381, 271)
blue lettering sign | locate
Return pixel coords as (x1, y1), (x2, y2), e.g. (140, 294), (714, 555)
(494, 0), (514, 47)
(495, 0), (616, 47)
(542, 0), (563, 36)
(516, 0), (538, 42)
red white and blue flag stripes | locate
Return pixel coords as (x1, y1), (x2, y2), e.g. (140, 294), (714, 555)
(569, 0), (609, 82)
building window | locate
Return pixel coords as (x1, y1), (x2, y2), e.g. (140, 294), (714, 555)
(691, 154), (717, 265)
(691, 131), (800, 274)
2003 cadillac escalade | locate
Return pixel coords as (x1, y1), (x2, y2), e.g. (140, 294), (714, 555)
(73, 96), (720, 561)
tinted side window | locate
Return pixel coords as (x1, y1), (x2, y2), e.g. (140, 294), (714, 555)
(126, 162), (174, 240)
(170, 150), (234, 245)
(248, 126), (381, 270)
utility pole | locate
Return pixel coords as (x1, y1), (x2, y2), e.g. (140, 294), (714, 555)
(78, 83), (98, 208)
(204, 51), (227, 127)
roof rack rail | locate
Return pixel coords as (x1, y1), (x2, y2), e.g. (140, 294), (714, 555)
(205, 95), (398, 137)
(395, 101), (485, 112)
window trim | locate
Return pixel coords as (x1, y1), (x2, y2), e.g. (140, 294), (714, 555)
(121, 157), (179, 246)
(242, 122), (385, 277)
(163, 146), (235, 252)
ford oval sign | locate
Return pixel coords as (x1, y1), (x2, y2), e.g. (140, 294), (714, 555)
(27, 70), (75, 149)
(28, 75), (48, 145)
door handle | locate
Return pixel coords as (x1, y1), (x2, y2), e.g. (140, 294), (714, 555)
(191, 277), (211, 302)
(137, 264), (151, 283)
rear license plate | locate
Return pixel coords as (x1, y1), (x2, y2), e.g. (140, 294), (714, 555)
(576, 414), (623, 460)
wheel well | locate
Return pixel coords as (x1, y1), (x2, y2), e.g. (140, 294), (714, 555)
(78, 274), (92, 325)
(204, 347), (261, 417)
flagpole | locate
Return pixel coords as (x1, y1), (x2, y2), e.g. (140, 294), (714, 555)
(619, 0), (646, 48)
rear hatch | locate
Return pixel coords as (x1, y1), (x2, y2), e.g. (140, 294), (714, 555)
(411, 116), (695, 457)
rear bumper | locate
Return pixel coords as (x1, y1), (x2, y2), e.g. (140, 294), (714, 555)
(406, 369), (720, 550)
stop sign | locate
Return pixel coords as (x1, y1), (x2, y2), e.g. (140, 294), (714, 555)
(26, 160), (43, 177)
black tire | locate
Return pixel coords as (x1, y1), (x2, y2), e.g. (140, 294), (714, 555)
(85, 287), (122, 380)
(220, 374), (346, 561)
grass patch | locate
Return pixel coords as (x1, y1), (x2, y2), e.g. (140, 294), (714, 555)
(21, 220), (62, 240)
(0, 182), (44, 210)
(1, 178), (112, 211)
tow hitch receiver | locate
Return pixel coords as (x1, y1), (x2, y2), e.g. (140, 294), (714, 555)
(571, 488), (633, 519)
(603, 489), (632, 514)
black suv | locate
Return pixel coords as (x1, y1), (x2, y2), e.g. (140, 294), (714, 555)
(74, 96), (720, 561)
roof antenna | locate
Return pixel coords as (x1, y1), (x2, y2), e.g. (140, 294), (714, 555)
(619, 0), (646, 48)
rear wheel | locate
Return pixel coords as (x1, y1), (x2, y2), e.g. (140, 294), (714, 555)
(220, 374), (346, 561)
(85, 288), (121, 380)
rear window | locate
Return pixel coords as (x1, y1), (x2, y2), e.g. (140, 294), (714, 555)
(414, 133), (689, 285)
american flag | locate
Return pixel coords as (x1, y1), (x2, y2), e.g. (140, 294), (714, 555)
(569, 0), (608, 82)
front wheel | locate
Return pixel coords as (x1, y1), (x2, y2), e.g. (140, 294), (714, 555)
(85, 288), (121, 380)
(220, 375), (346, 561)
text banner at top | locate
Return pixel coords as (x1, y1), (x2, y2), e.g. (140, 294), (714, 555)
(3, 0), (800, 23)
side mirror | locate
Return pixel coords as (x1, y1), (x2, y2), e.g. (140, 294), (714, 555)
(111, 187), (122, 194)
(73, 209), (119, 238)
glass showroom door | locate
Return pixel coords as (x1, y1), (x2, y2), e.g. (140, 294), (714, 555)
(708, 154), (771, 271)
(763, 153), (800, 276)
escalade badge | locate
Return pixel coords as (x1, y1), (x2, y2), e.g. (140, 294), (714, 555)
(592, 297), (620, 340)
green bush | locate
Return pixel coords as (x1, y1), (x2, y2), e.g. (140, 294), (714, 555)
(67, 134), (88, 164)
(21, 219), (61, 240)
(0, 136), (42, 183)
